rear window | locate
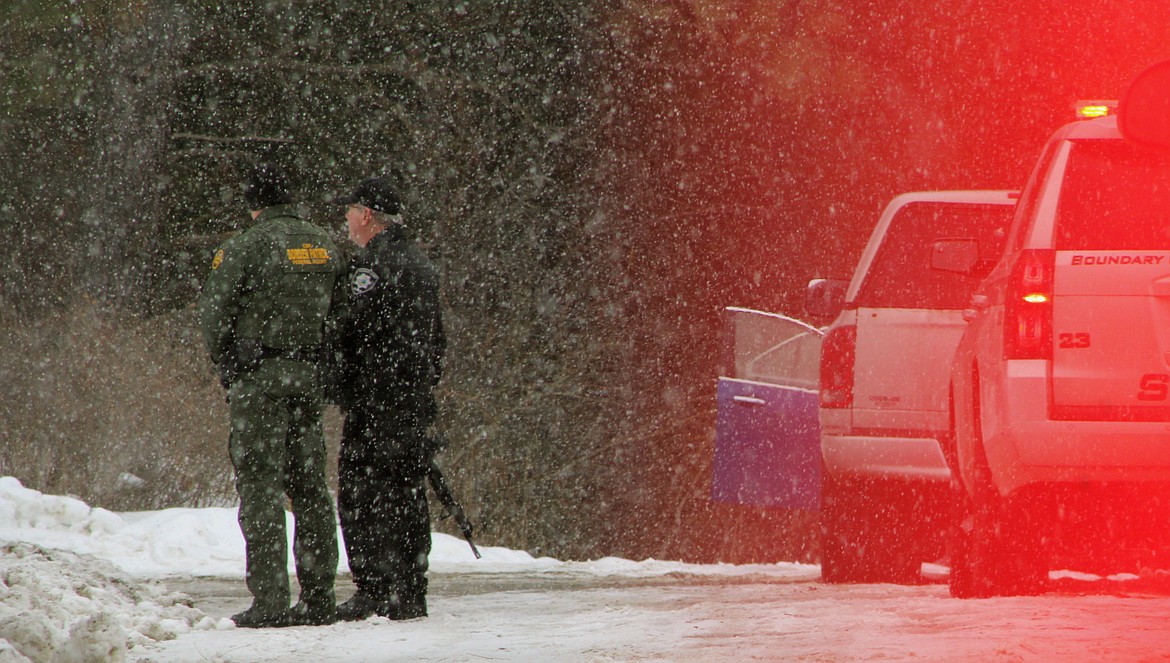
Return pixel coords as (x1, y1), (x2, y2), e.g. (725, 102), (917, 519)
(1056, 140), (1170, 250)
(855, 202), (1013, 309)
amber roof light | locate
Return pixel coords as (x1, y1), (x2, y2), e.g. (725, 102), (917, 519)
(1074, 100), (1118, 119)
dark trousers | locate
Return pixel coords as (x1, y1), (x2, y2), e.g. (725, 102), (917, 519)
(338, 404), (431, 610)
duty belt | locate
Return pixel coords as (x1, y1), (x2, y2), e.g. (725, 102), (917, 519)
(259, 345), (320, 363)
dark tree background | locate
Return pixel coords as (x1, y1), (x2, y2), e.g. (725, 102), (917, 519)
(1, 0), (1168, 562)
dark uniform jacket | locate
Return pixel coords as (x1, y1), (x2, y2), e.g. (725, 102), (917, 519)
(328, 223), (446, 418)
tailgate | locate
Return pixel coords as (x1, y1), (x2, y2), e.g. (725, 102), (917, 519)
(1051, 251), (1170, 420)
(852, 307), (966, 429)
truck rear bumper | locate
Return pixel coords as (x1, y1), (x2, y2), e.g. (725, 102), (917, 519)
(985, 364), (1170, 493)
(821, 434), (951, 481)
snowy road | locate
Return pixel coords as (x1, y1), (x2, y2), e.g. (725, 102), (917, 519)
(4, 478), (1170, 662)
(134, 571), (1170, 662)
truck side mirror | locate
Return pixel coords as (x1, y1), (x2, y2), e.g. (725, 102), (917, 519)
(805, 278), (848, 319)
(931, 238), (980, 275)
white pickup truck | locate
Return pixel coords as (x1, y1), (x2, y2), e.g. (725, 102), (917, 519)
(812, 191), (1016, 583)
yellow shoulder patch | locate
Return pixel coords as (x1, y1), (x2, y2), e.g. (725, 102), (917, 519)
(287, 243), (331, 266)
(211, 249), (224, 270)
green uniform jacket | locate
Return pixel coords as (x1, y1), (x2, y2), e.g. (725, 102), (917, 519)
(198, 205), (343, 379)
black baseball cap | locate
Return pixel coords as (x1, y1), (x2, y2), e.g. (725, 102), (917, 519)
(243, 163), (293, 209)
(335, 177), (401, 215)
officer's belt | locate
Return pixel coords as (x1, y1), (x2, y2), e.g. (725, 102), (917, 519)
(259, 345), (320, 363)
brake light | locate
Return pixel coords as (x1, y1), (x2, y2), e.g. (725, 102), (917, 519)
(820, 324), (856, 408)
(1004, 249), (1055, 359)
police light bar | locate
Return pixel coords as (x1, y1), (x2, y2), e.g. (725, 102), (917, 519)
(1074, 100), (1118, 119)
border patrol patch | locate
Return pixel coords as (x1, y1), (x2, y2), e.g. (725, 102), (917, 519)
(211, 249), (224, 270)
(351, 268), (379, 295)
(287, 243), (331, 265)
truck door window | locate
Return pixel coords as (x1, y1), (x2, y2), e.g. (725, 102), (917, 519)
(721, 309), (822, 390)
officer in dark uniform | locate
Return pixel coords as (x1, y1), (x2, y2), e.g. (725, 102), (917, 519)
(327, 176), (446, 621)
(198, 164), (342, 628)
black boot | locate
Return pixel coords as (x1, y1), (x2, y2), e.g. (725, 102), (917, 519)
(286, 601), (337, 626)
(335, 593), (388, 622)
(231, 604), (293, 628)
(386, 597), (427, 621)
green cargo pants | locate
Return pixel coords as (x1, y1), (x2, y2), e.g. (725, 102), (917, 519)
(228, 359), (337, 612)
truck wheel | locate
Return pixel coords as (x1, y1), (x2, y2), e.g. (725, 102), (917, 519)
(819, 472), (862, 582)
(946, 476), (978, 598)
(820, 474), (923, 584)
(949, 398), (1047, 597)
(967, 483), (1047, 596)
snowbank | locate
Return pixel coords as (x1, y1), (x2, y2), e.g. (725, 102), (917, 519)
(0, 478), (225, 661)
(0, 477), (817, 582)
(0, 542), (220, 663)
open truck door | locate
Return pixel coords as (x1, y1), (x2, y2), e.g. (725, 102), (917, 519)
(712, 307), (823, 510)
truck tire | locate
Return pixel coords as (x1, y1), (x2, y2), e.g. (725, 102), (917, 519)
(946, 475), (977, 597)
(951, 478), (1047, 597)
(820, 474), (924, 584)
(949, 390), (1047, 597)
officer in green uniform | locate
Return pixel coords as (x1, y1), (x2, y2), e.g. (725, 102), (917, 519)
(197, 164), (342, 628)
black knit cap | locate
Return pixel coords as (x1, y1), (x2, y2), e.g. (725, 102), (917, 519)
(335, 176), (401, 215)
(243, 163), (293, 209)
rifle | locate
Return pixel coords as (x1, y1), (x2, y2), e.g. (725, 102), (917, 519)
(426, 454), (481, 559)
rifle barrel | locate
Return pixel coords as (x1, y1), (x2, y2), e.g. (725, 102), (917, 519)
(427, 462), (481, 559)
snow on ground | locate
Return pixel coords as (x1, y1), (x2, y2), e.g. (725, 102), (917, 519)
(0, 477), (815, 662)
(4, 475), (1170, 662)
